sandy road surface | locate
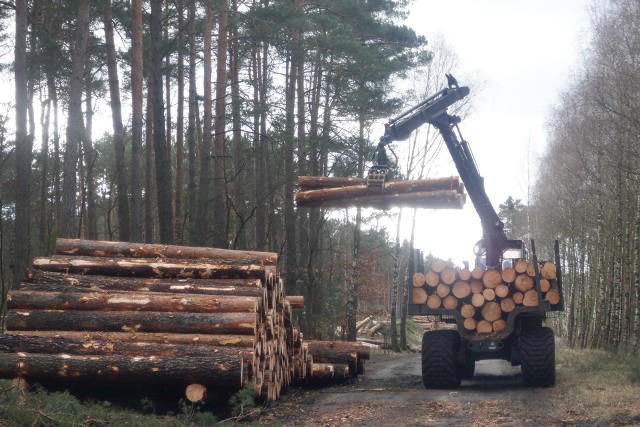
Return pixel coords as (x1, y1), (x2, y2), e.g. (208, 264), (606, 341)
(254, 351), (601, 426)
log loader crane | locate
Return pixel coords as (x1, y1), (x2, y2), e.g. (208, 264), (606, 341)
(370, 75), (563, 388)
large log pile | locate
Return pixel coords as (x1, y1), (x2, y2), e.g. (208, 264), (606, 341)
(1, 239), (308, 401)
(295, 176), (466, 209)
(411, 259), (561, 335)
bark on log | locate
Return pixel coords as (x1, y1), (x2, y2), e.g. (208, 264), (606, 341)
(296, 177), (462, 205)
(442, 295), (458, 310)
(286, 296), (305, 309)
(298, 175), (461, 191)
(412, 273), (426, 287)
(26, 270), (264, 289)
(356, 316), (372, 331)
(6, 310), (257, 335)
(56, 238), (278, 266)
(440, 268), (457, 285)
(32, 256), (276, 281)
(481, 301), (502, 322)
(296, 189), (465, 209)
(6, 331), (256, 347)
(0, 334), (255, 362)
(424, 271), (439, 287)
(482, 269), (502, 289)
(306, 341), (370, 360)
(297, 176), (367, 189)
(411, 288), (428, 304)
(8, 290), (260, 314)
(0, 352), (245, 386)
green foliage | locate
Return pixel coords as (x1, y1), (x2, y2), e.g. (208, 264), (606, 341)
(228, 383), (257, 416)
(498, 196), (527, 240)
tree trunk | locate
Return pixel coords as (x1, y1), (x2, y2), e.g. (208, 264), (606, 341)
(103, 0), (130, 241)
(14, 0), (31, 287)
(83, 56), (98, 240)
(174, 0), (185, 243)
(186, 0), (198, 244)
(61, 0), (90, 238)
(144, 68), (155, 242)
(130, 0), (144, 242)
(151, 0), (174, 243)
(230, 0), (245, 248)
(196, 2), (213, 246)
(212, 0), (229, 248)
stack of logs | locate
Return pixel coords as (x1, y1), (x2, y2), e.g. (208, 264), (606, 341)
(0, 239), (370, 401)
(411, 259), (561, 334)
(295, 176), (466, 209)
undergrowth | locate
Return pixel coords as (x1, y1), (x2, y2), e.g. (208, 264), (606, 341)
(0, 380), (221, 426)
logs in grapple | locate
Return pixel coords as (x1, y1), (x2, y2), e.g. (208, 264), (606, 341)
(1, 238), (331, 402)
(411, 259), (561, 334)
(295, 176), (466, 209)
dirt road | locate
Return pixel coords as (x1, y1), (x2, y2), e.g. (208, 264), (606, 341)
(254, 350), (628, 426)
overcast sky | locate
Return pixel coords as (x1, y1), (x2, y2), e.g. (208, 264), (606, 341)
(396, 0), (592, 264)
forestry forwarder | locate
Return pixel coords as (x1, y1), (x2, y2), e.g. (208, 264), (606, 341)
(370, 75), (563, 388)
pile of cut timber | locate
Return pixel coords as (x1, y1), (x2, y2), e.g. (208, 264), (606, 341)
(306, 341), (370, 380)
(0, 238), (306, 401)
(296, 176), (466, 209)
(411, 259), (561, 334)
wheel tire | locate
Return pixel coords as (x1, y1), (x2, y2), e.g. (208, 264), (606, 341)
(457, 351), (475, 380)
(520, 326), (555, 387)
(422, 330), (459, 389)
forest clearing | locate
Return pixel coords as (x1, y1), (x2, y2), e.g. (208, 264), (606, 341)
(1, 0), (640, 425)
(1, 336), (639, 426)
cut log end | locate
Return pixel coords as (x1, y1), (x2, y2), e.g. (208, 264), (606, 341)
(185, 384), (207, 403)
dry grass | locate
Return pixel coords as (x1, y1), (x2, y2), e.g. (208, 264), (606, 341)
(555, 344), (640, 425)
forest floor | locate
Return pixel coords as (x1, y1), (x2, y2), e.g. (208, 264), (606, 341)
(250, 340), (640, 427)
(1, 339), (640, 426)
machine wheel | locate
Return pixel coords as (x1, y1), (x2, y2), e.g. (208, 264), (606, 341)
(422, 330), (459, 389)
(520, 326), (555, 387)
(457, 351), (475, 380)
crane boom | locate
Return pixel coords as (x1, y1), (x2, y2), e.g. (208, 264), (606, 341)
(372, 76), (521, 268)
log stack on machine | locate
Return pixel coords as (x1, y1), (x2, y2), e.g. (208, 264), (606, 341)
(412, 259), (561, 335)
(0, 238), (370, 402)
